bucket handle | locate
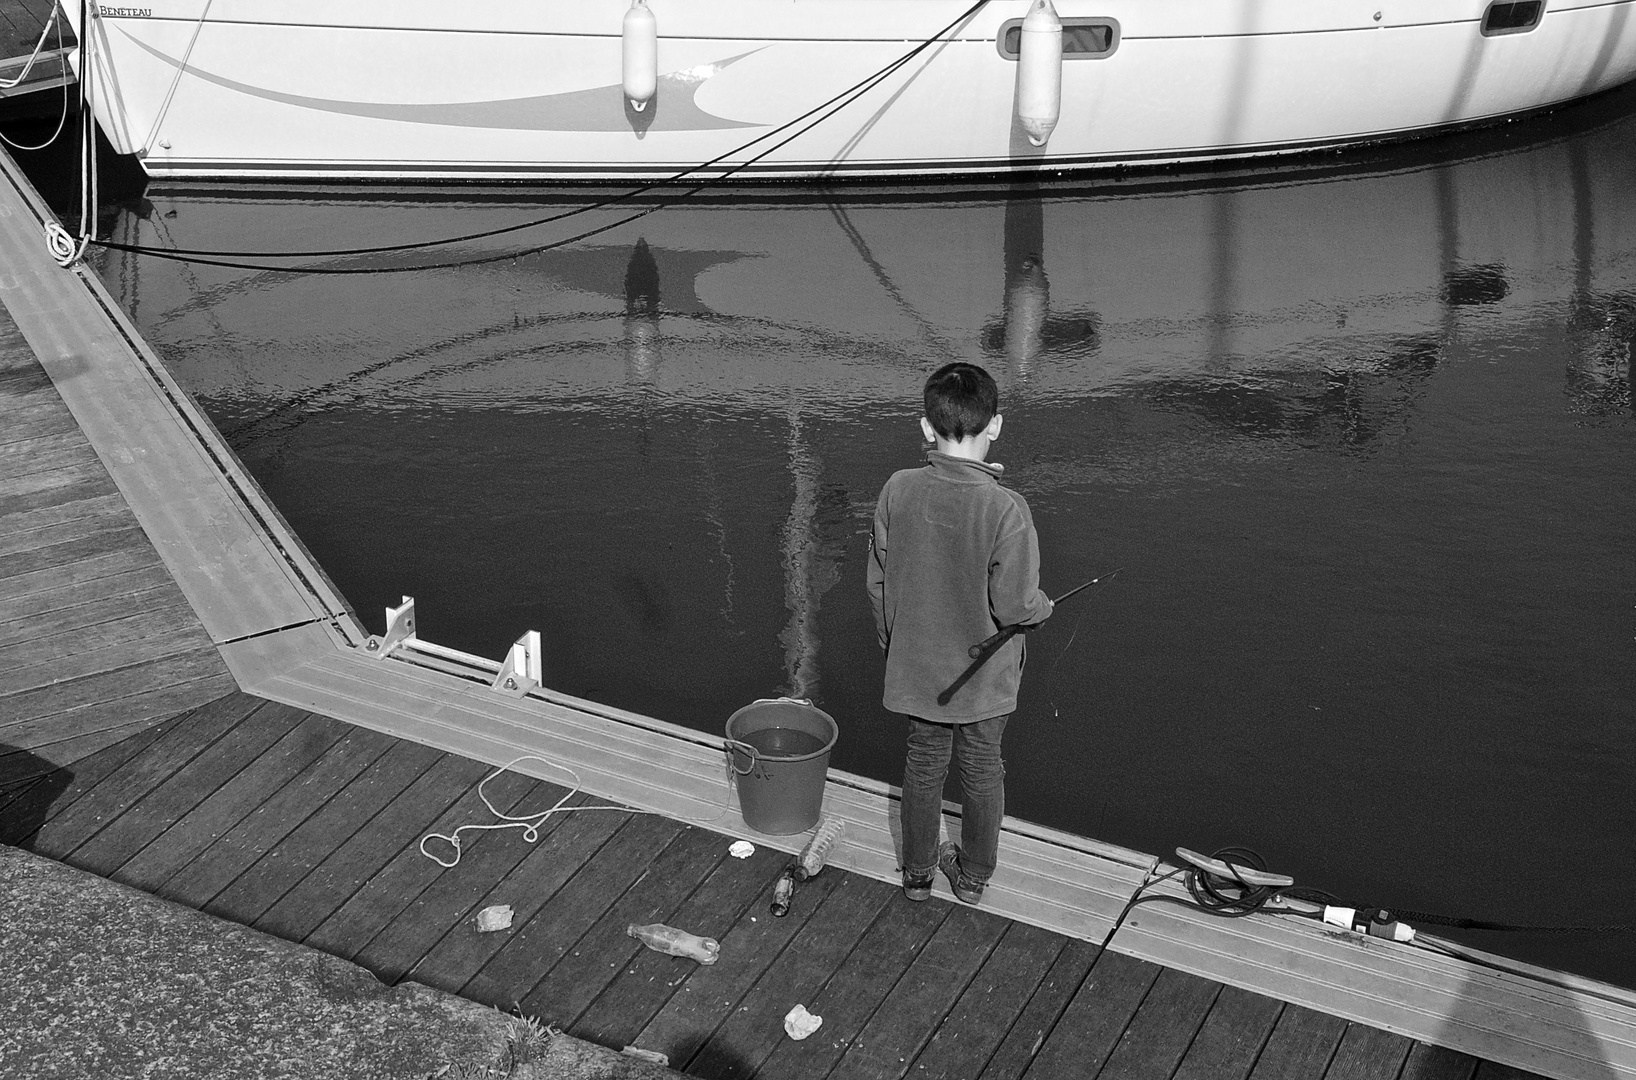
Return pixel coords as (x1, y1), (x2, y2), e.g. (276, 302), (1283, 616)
(723, 737), (767, 778)
(724, 697), (816, 777)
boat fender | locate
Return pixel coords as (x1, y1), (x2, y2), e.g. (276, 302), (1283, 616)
(623, 0), (658, 112)
(1017, 0), (1063, 146)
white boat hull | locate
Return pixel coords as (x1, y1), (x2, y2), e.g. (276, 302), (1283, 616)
(69, 0), (1636, 181)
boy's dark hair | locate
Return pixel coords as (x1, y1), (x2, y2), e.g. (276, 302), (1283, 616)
(924, 362), (999, 441)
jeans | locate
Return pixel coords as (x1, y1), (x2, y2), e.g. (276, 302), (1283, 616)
(900, 713), (1008, 884)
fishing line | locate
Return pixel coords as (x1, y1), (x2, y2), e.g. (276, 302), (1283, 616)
(1043, 604), (1090, 720)
(86, 0), (994, 272)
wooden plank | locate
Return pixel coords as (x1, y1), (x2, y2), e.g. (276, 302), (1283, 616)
(160, 725), (398, 912)
(1, 648), (230, 728)
(254, 753), (488, 944)
(202, 737), (445, 927)
(1025, 950), (1164, 1078)
(0, 524), (151, 581)
(679, 869), (897, 1079)
(0, 563), (176, 629)
(96, 702), (336, 889)
(750, 890), (952, 1080)
(0, 496), (144, 557)
(0, 430), (98, 480)
(300, 768), (540, 961)
(1472, 1065), (1553, 1080)
(0, 716), (162, 779)
(66, 695), (292, 876)
(0, 705), (184, 839)
(0, 671), (239, 752)
(1097, 967), (1225, 1080)
(1325, 1023), (1415, 1080)
(20, 692), (246, 855)
(0, 620), (218, 695)
(1248, 1005), (1350, 1080)
(1111, 879), (1636, 1080)
(884, 919), (1068, 1080)
(514, 821), (725, 1025)
(0, 332), (37, 376)
(0, 462), (118, 513)
(0, 490), (127, 536)
(1400, 1042), (1481, 1080)
(410, 791), (642, 1001)
(0, 362), (51, 398)
(569, 840), (796, 1051)
(351, 775), (585, 984)
(1171, 985), (1286, 1080)
(631, 855), (855, 1066)
(826, 903), (1013, 1080)
(977, 937), (1101, 1080)
(0, 585), (193, 650)
(452, 810), (687, 1009)
(0, 546), (162, 610)
(0, 405), (79, 446)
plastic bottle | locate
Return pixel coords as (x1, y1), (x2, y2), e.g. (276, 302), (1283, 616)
(627, 922), (720, 964)
(771, 867), (796, 917)
(794, 817), (846, 881)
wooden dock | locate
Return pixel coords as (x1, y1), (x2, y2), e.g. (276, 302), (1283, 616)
(1, 53), (1634, 1078)
(0, 689), (1488, 1080)
(0, 311), (235, 776)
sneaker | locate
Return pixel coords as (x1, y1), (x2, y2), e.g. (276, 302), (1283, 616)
(902, 869), (934, 902)
(938, 841), (985, 905)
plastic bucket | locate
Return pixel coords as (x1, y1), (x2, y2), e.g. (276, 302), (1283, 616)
(724, 698), (837, 835)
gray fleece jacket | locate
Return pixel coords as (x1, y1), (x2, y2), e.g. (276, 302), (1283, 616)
(867, 451), (1053, 723)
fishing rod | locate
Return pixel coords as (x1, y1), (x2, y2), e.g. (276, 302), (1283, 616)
(966, 567), (1122, 659)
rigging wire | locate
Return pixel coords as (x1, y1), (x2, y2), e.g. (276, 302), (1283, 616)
(85, 0), (994, 273)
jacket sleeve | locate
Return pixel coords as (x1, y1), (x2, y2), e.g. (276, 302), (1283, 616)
(989, 503), (1053, 630)
(866, 497), (890, 651)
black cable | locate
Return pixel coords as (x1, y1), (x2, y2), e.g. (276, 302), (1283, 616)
(1127, 846), (1636, 936)
(87, 0), (993, 271)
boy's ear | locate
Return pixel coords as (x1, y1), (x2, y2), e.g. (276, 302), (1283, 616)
(919, 416), (937, 443)
(987, 414), (1004, 441)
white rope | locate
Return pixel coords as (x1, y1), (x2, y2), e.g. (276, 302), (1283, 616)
(45, 220), (86, 265)
(418, 755), (648, 869)
(0, 5), (70, 152)
(419, 743), (750, 869)
(0, 5), (61, 89)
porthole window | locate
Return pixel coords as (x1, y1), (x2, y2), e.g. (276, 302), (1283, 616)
(996, 17), (1120, 60)
(1481, 0), (1543, 36)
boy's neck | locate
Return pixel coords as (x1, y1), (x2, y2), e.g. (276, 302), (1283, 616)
(921, 413), (1002, 462)
(931, 435), (991, 462)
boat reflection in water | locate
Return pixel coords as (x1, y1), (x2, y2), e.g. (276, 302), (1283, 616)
(92, 85), (1636, 985)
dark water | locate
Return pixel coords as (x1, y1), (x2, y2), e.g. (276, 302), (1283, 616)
(19, 85), (1635, 984)
(737, 728), (829, 760)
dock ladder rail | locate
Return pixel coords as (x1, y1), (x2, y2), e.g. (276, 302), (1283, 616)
(363, 596), (543, 700)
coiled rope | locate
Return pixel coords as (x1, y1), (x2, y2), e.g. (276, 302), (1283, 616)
(420, 746), (751, 869)
(419, 755), (647, 869)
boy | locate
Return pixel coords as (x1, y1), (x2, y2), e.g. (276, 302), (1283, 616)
(867, 362), (1052, 905)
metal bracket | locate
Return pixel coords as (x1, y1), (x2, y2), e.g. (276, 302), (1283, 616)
(491, 630), (543, 698)
(363, 595), (416, 658)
